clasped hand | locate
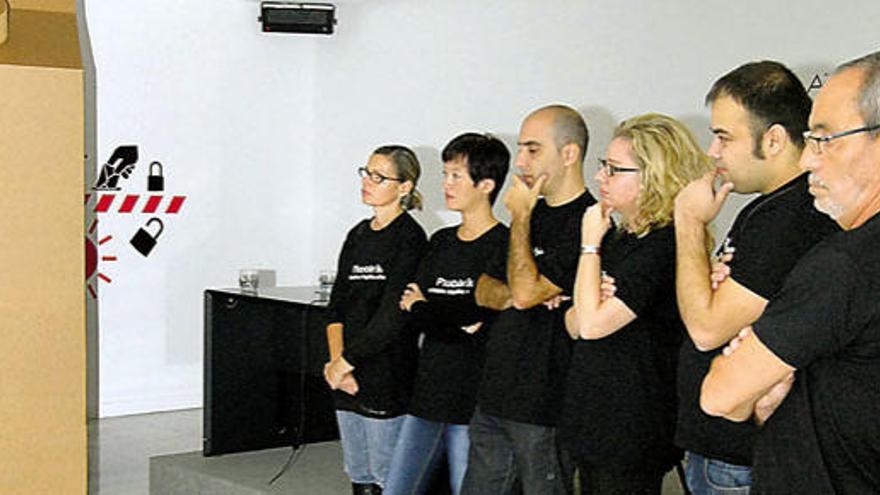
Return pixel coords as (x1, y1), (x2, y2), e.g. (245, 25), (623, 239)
(324, 357), (358, 395)
(721, 327), (795, 424)
(399, 283), (426, 311)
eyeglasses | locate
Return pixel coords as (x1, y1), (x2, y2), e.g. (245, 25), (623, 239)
(802, 123), (880, 154)
(357, 166), (402, 185)
(598, 158), (640, 177)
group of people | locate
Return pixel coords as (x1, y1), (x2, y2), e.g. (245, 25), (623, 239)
(320, 50), (880, 495)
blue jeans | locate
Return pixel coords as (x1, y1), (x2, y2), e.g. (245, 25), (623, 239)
(460, 409), (565, 495)
(685, 451), (751, 495)
(336, 410), (405, 487)
(385, 415), (470, 495)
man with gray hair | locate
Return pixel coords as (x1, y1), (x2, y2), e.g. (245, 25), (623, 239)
(701, 51), (880, 493)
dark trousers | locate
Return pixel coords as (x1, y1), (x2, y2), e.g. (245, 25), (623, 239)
(574, 462), (663, 495)
(461, 408), (566, 495)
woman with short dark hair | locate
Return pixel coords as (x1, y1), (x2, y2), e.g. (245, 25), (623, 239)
(384, 133), (510, 495)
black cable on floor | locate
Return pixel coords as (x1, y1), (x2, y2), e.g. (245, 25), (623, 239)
(268, 297), (324, 485)
(268, 442), (306, 485)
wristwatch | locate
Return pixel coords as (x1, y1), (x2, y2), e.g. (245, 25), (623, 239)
(580, 244), (601, 255)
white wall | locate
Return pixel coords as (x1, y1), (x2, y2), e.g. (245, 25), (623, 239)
(85, 0), (880, 416)
(86, 0), (320, 415)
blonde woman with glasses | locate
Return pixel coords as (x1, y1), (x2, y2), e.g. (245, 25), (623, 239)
(558, 113), (713, 494)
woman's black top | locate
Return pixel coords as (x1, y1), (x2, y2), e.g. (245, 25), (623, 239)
(407, 223), (509, 424)
(327, 213), (427, 418)
(559, 225), (683, 475)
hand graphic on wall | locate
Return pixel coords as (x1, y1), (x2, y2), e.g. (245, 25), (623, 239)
(94, 145), (139, 191)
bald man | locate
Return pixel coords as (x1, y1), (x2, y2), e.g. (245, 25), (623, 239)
(462, 105), (595, 495)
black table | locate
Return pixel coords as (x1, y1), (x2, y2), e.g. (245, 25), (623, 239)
(203, 287), (339, 456)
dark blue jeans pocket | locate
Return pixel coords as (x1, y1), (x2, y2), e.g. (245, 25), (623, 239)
(705, 458), (751, 493)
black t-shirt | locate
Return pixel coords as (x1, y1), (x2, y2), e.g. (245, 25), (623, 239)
(676, 174), (839, 465)
(559, 225), (683, 474)
(407, 223), (509, 424)
(751, 212), (880, 494)
(327, 213), (428, 418)
(477, 191), (595, 426)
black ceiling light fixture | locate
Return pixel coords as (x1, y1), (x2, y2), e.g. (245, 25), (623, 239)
(259, 2), (337, 35)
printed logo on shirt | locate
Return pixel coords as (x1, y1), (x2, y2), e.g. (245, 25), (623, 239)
(349, 264), (386, 281)
(533, 246), (545, 257)
(427, 277), (474, 296)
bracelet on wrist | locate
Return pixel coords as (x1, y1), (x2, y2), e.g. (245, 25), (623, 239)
(580, 244), (601, 255)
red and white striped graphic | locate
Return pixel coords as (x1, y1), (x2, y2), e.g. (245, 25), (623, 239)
(86, 194), (187, 214)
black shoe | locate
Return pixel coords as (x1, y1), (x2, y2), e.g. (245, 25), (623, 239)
(352, 482), (382, 495)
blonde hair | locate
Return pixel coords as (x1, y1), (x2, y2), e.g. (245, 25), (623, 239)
(613, 113), (714, 237)
(373, 145), (423, 210)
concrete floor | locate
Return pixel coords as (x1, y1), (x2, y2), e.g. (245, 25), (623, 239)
(88, 408), (203, 495)
(88, 408), (686, 494)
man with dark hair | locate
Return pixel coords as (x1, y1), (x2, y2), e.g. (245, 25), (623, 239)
(702, 51), (880, 493)
(673, 61), (839, 494)
(704, 61), (813, 157)
(461, 105), (595, 495)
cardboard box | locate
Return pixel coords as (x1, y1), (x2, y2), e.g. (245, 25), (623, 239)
(0, 2), (87, 494)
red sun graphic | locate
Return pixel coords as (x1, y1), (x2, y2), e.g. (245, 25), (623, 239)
(86, 218), (117, 299)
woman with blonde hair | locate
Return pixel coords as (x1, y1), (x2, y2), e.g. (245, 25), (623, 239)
(558, 113), (713, 494)
(324, 145), (428, 495)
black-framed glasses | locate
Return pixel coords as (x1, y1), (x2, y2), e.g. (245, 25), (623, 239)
(357, 166), (402, 185)
(598, 158), (640, 177)
(802, 123), (880, 154)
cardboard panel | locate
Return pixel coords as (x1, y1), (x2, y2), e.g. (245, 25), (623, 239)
(9, 0), (75, 13)
(0, 45), (86, 495)
(0, 8), (80, 68)
(1, 1), (8, 45)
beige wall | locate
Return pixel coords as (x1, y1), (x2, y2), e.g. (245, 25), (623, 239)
(0, 6), (86, 494)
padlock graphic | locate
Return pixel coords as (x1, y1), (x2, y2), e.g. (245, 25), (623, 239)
(148, 161), (164, 191)
(130, 218), (164, 257)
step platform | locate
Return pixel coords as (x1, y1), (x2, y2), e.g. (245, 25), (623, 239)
(150, 442), (350, 494)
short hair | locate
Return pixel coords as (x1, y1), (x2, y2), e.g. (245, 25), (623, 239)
(613, 113), (714, 237)
(441, 133), (511, 205)
(836, 50), (880, 133)
(373, 144), (423, 210)
(706, 61), (812, 157)
(533, 105), (590, 162)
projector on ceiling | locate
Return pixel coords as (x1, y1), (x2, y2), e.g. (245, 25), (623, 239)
(260, 2), (336, 35)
